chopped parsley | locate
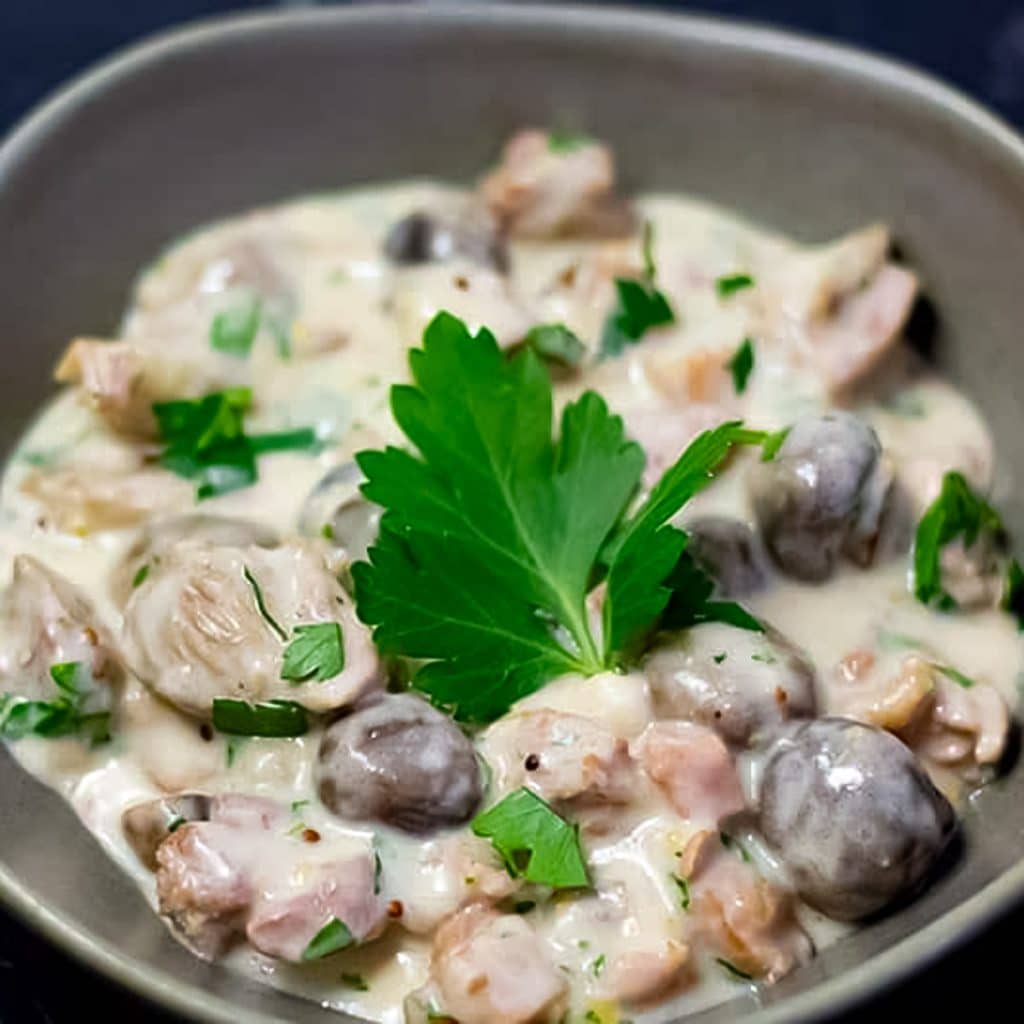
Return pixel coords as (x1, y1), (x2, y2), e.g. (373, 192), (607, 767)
(547, 128), (592, 153)
(243, 566), (289, 642)
(521, 323), (585, 369)
(727, 337), (755, 394)
(760, 426), (791, 462)
(0, 662), (110, 746)
(301, 917), (354, 961)
(1004, 558), (1024, 629)
(717, 957), (754, 981)
(211, 698), (309, 737)
(341, 973), (369, 991)
(671, 874), (691, 910)
(712, 652), (728, 664)
(353, 313), (768, 721)
(471, 787), (589, 890)
(225, 735), (246, 767)
(153, 388), (317, 500)
(913, 471), (1003, 608)
(715, 272), (755, 298)
(589, 953), (606, 977)
(719, 831), (753, 864)
(210, 295), (261, 357)
(281, 622), (345, 683)
(930, 663), (977, 689)
(131, 564), (150, 589)
(167, 815), (186, 833)
(290, 799), (310, 814)
(600, 222), (675, 357)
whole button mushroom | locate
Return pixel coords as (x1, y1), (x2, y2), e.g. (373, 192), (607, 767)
(749, 412), (891, 581)
(384, 208), (508, 272)
(757, 717), (956, 920)
(644, 622), (817, 747)
(317, 694), (482, 834)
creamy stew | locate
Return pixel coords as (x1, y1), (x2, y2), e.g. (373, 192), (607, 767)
(0, 130), (1019, 1024)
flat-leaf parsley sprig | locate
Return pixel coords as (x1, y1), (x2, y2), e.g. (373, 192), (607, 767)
(353, 312), (767, 722)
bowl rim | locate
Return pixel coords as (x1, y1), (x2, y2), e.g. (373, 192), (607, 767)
(2, 4), (1024, 1022)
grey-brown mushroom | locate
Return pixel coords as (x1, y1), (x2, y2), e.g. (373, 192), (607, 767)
(317, 694), (482, 834)
(757, 717), (956, 920)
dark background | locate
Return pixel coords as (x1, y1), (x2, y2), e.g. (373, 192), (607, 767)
(1, 0), (1022, 1020)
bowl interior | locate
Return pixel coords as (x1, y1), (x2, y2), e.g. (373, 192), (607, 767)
(1, 6), (1023, 1022)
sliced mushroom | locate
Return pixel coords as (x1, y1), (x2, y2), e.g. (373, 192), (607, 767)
(384, 207), (508, 272)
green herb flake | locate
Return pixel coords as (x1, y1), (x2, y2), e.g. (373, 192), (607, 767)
(131, 564), (150, 589)
(513, 900), (537, 915)
(0, 662), (111, 747)
(341, 973), (369, 991)
(152, 388), (317, 501)
(243, 566), (289, 642)
(658, 547), (764, 638)
(547, 128), (592, 153)
(930, 663), (977, 689)
(719, 831), (753, 864)
(712, 652), (727, 664)
(760, 426), (791, 462)
(671, 873), (691, 910)
(727, 337), (755, 394)
(715, 272), (755, 298)
(600, 222), (675, 357)
(913, 471), (1003, 609)
(225, 735), (246, 767)
(291, 799), (310, 814)
(281, 622), (345, 683)
(301, 917), (354, 961)
(717, 957), (754, 981)
(1004, 558), (1024, 629)
(354, 313), (769, 722)
(471, 787), (589, 890)
(210, 295), (261, 357)
(522, 323), (586, 369)
(167, 815), (186, 833)
(751, 651), (776, 664)
(212, 698), (309, 738)
(590, 953), (606, 977)
(321, 522), (335, 541)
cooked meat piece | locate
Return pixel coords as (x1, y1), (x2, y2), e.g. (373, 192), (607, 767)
(634, 721), (745, 825)
(429, 905), (567, 1024)
(480, 709), (636, 807)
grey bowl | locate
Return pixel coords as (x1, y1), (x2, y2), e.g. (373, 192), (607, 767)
(1, 4), (1023, 1022)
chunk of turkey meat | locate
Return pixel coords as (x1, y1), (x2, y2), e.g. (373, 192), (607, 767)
(0, 555), (119, 702)
(428, 905), (567, 1024)
(122, 540), (380, 717)
(479, 130), (633, 239)
(480, 709), (637, 808)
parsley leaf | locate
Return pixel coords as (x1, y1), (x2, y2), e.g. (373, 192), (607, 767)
(717, 957), (754, 981)
(601, 422), (767, 657)
(600, 222), (675, 357)
(281, 623), (345, 683)
(153, 389), (317, 501)
(210, 295), (261, 357)
(671, 873), (691, 910)
(715, 272), (755, 298)
(243, 566), (288, 642)
(354, 313), (643, 721)
(341, 973), (369, 991)
(659, 547), (764, 635)
(131, 564), (150, 589)
(471, 787), (588, 889)
(354, 315), (768, 721)
(302, 917), (354, 960)
(727, 337), (755, 394)
(521, 323), (585, 369)
(913, 471), (1003, 608)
